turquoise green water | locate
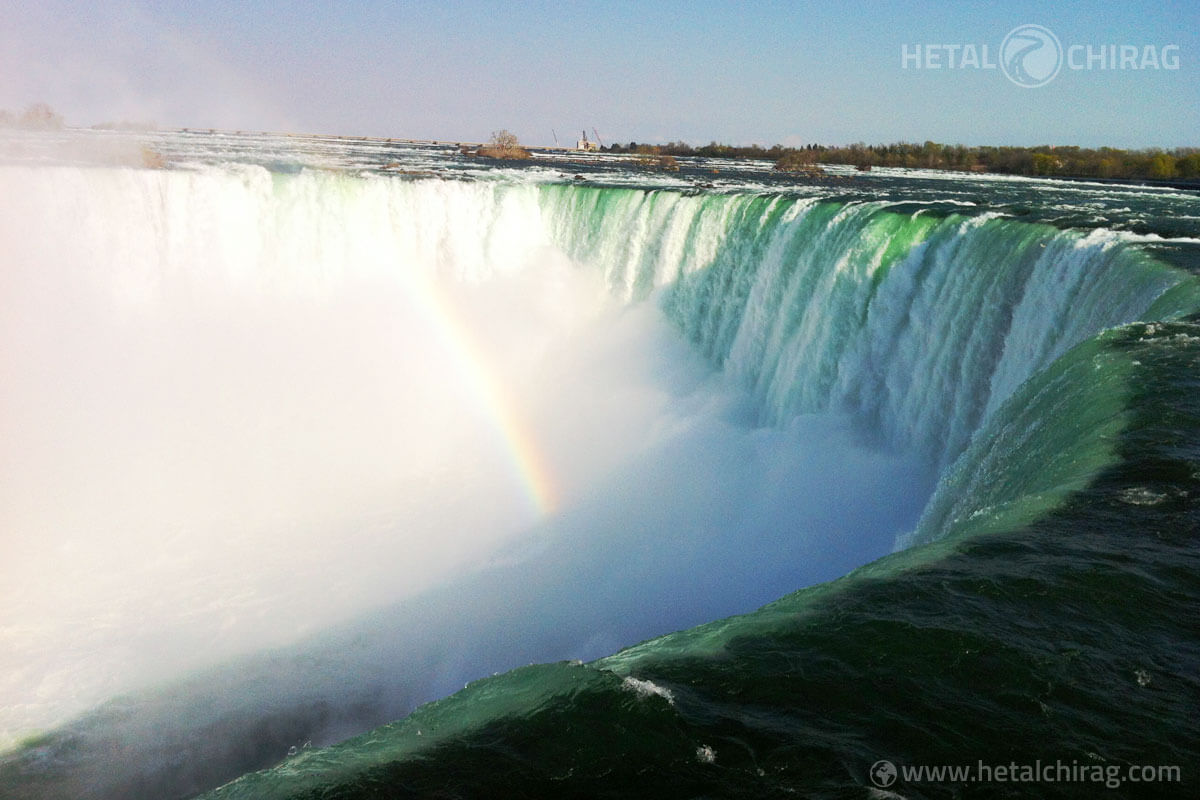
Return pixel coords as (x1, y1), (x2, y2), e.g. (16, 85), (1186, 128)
(4, 142), (1200, 799)
(195, 185), (1200, 799)
(196, 321), (1200, 800)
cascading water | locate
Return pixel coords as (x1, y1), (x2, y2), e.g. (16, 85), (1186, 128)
(542, 186), (1188, 469)
(3, 141), (1199, 800)
(0, 166), (929, 771)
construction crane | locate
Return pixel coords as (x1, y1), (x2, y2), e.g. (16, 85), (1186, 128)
(592, 127), (604, 148)
(552, 128), (559, 146)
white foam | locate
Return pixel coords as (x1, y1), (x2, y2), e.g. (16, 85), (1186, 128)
(621, 676), (676, 705)
(0, 165), (925, 751)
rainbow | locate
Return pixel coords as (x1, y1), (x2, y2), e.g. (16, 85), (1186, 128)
(401, 269), (558, 517)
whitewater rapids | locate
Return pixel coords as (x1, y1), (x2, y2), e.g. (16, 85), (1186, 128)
(2, 150), (1195, 799)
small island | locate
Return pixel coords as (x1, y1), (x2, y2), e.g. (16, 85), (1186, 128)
(475, 129), (531, 160)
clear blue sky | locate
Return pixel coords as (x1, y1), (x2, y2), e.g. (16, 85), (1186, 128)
(2, 0), (1196, 148)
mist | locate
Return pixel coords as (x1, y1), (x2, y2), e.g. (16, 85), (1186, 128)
(0, 163), (931, 797)
(0, 1), (293, 132)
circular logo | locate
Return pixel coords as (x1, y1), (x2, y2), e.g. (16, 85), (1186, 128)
(870, 759), (898, 788)
(1000, 24), (1063, 88)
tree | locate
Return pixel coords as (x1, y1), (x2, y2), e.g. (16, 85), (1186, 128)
(552, 135), (1199, 182)
(20, 103), (64, 129)
(1032, 153), (1060, 175)
(1148, 152), (1177, 179)
(477, 129), (530, 159)
(774, 149), (823, 175)
(1176, 152), (1200, 179)
(490, 129), (519, 150)
(636, 150), (678, 171)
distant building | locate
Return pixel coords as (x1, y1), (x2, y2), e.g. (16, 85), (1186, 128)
(576, 130), (599, 151)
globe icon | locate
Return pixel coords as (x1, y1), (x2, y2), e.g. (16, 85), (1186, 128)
(1000, 24), (1064, 88)
(871, 759), (898, 788)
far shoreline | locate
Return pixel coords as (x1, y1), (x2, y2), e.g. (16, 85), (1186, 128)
(7, 124), (1199, 192)
(167, 126), (1200, 191)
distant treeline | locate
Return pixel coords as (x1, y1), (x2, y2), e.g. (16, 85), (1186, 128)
(0, 102), (159, 132)
(0, 103), (65, 130)
(604, 140), (1200, 181)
